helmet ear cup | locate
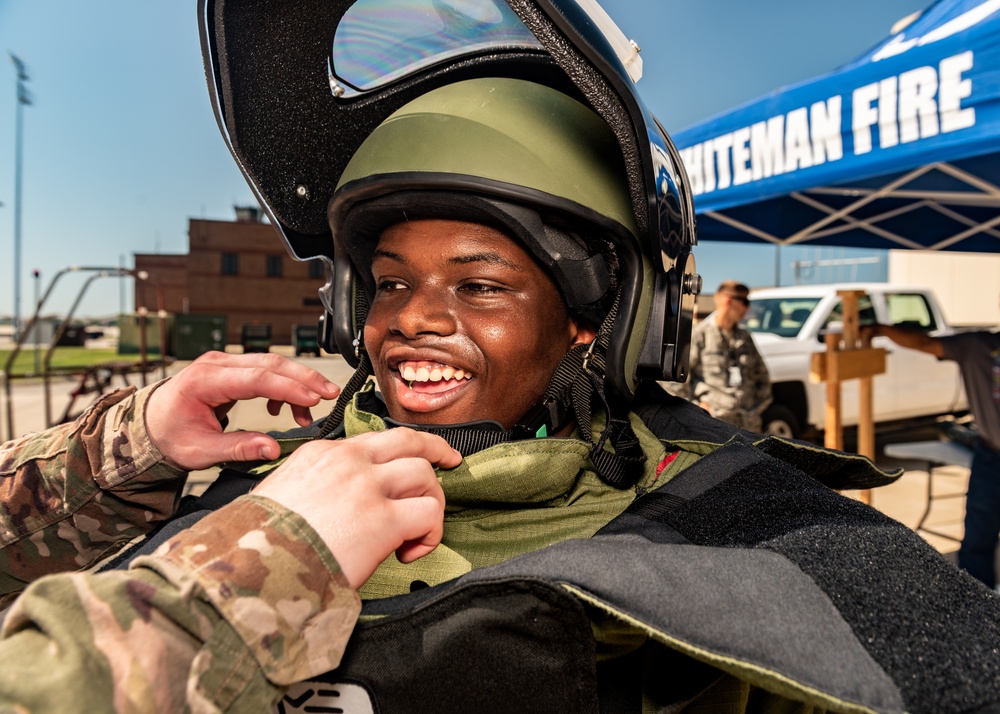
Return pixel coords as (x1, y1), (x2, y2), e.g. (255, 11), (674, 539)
(320, 245), (364, 367)
(635, 251), (699, 383)
(641, 122), (700, 384)
(318, 310), (337, 354)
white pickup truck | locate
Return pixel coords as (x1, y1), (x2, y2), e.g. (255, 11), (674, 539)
(743, 283), (968, 439)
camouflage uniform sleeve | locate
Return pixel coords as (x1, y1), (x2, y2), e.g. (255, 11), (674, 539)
(740, 331), (773, 416)
(686, 326), (707, 401)
(0, 495), (361, 713)
(0, 381), (187, 601)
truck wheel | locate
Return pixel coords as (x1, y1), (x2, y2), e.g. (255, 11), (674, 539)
(762, 405), (800, 439)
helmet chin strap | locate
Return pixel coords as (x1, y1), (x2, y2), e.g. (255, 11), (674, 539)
(383, 408), (559, 457)
(317, 291), (646, 489)
(536, 291), (647, 489)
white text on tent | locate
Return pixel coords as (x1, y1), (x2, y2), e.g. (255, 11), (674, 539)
(680, 50), (976, 196)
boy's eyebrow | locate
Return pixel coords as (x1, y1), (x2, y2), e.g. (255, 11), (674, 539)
(372, 248), (404, 263)
(448, 252), (524, 271)
(371, 248), (524, 272)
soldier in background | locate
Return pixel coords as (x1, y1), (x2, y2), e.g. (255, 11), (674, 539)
(667, 280), (772, 432)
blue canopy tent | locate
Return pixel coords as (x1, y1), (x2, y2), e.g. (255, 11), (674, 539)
(672, 0), (1000, 253)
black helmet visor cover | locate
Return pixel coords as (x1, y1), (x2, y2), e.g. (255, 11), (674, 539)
(199, 0), (700, 389)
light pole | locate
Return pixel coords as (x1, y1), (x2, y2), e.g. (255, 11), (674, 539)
(32, 269), (40, 374)
(10, 53), (32, 340)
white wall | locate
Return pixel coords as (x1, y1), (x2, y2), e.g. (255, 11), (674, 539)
(888, 250), (1000, 327)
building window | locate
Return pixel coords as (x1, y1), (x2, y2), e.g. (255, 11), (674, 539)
(309, 260), (325, 280)
(221, 253), (239, 276)
(266, 255), (283, 277)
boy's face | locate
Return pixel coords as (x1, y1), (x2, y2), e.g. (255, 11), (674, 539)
(365, 218), (595, 429)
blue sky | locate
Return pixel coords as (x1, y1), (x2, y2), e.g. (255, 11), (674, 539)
(0, 0), (932, 318)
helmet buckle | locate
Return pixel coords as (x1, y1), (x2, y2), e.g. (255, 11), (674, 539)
(581, 338), (598, 373)
(352, 330), (363, 360)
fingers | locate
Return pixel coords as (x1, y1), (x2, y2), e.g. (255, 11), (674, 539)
(146, 353), (342, 471)
(251, 430), (457, 589)
(351, 428), (462, 470)
(373, 456), (446, 508)
(188, 366), (334, 409)
(377, 471), (445, 565)
(214, 432), (282, 463)
(186, 352), (340, 406)
(290, 404), (315, 427)
(391, 496), (447, 563)
(265, 399), (315, 427)
(171, 431), (281, 470)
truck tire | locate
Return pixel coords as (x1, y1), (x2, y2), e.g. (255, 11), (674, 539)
(762, 404), (800, 439)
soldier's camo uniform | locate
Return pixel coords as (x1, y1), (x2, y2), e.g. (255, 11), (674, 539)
(0, 384), (360, 713)
(668, 318), (772, 432)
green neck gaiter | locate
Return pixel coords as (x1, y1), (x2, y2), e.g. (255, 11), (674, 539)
(344, 386), (667, 600)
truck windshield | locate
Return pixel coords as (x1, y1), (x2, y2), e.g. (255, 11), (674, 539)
(744, 298), (821, 337)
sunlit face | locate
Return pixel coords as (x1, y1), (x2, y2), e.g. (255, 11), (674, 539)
(364, 219), (596, 429)
(717, 290), (750, 322)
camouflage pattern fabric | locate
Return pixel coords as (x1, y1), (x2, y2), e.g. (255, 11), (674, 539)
(0, 384), (361, 712)
(0, 383), (187, 606)
(0, 496), (359, 712)
(666, 317), (772, 432)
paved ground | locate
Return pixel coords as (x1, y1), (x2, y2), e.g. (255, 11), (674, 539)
(0, 348), (975, 565)
(869, 448), (965, 563)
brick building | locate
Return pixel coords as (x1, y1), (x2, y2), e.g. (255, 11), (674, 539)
(134, 207), (326, 346)
(133, 254), (188, 315)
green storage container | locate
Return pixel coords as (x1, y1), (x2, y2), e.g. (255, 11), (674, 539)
(117, 314), (174, 356)
(175, 314), (228, 360)
(241, 322), (272, 354)
(292, 323), (321, 357)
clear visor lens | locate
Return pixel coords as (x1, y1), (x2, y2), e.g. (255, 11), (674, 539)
(331, 0), (542, 97)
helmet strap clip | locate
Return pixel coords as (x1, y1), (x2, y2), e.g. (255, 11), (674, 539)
(581, 338), (598, 373)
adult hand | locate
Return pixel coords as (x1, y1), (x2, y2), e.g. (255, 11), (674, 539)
(860, 324), (882, 340)
(253, 429), (461, 589)
(146, 351), (341, 471)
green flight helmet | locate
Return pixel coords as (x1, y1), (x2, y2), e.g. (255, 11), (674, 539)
(328, 77), (662, 402)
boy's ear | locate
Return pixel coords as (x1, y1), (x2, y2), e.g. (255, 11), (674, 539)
(571, 320), (598, 348)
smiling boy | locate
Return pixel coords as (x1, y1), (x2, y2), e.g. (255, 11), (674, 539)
(0, 1), (997, 711)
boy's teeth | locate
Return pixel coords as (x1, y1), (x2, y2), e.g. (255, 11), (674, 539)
(398, 362), (473, 382)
